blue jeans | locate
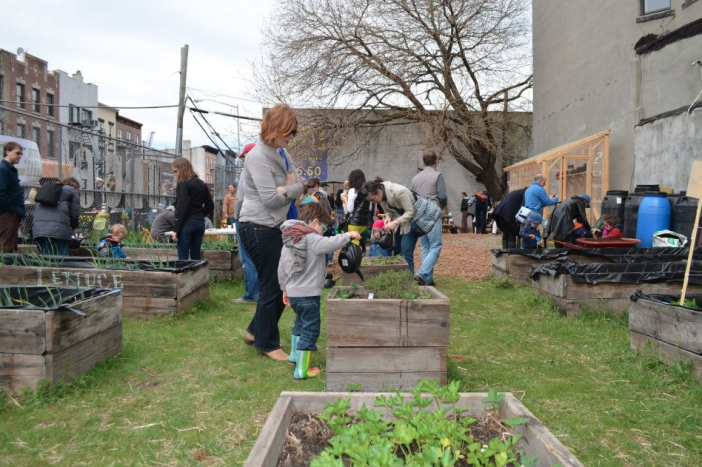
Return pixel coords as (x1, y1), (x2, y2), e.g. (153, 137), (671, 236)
(235, 220), (259, 301)
(289, 296), (321, 351)
(240, 222), (285, 352)
(176, 219), (205, 260)
(416, 220), (443, 284)
(399, 229), (419, 274)
(369, 243), (380, 257)
(36, 237), (70, 256)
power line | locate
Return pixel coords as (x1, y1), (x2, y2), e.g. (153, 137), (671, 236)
(186, 87), (262, 104)
(0, 100), (179, 109)
(187, 96), (236, 154)
(187, 106), (262, 122)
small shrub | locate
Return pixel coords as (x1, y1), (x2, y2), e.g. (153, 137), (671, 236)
(489, 275), (514, 289)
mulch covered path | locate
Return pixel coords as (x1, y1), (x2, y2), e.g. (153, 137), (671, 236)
(328, 232), (501, 283)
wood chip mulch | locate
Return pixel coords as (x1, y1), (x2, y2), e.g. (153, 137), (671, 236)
(326, 232), (501, 282)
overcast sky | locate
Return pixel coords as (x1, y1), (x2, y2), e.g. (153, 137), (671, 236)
(5, 0), (276, 151)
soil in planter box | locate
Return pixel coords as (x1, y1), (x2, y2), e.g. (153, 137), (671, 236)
(277, 411), (514, 467)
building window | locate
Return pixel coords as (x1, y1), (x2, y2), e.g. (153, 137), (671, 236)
(47, 130), (56, 158)
(126, 131), (131, 141)
(69, 105), (78, 123)
(0, 119), (4, 134)
(135, 135), (140, 145)
(109, 122), (114, 138)
(641, 0), (671, 14)
(0, 75), (3, 101)
(81, 108), (92, 122)
(47, 93), (54, 116)
(32, 88), (40, 113)
(16, 123), (25, 138)
(117, 128), (123, 139)
(16, 83), (25, 109)
(32, 127), (40, 144)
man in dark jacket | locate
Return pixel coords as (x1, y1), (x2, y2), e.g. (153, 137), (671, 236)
(547, 194), (591, 247)
(0, 142), (26, 252)
(492, 187), (527, 249)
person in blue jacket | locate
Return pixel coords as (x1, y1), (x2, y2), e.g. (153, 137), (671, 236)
(519, 211), (543, 249)
(97, 224), (130, 259)
(0, 142), (26, 252)
(523, 174), (558, 215)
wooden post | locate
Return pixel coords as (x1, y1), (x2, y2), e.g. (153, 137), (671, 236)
(680, 179), (702, 303)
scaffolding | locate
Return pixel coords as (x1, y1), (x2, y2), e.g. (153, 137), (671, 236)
(504, 130), (610, 224)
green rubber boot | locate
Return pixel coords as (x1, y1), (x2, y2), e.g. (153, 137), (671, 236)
(289, 335), (299, 364)
(293, 350), (320, 380)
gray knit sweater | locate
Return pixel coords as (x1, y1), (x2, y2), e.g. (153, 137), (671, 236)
(239, 144), (302, 228)
(278, 220), (352, 297)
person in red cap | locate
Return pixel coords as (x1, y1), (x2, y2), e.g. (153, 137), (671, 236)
(240, 143), (256, 158)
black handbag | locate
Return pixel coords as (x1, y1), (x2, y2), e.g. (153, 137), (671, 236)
(35, 181), (64, 207)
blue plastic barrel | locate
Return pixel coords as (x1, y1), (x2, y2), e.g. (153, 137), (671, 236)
(636, 192), (671, 247)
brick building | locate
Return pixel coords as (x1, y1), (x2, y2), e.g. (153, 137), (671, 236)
(0, 49), (61, 171)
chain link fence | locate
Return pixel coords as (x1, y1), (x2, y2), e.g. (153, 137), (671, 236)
(0, 105), (178, 242)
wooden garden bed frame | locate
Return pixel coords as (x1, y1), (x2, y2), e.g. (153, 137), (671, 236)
(245, 391), (583, 467)
(1, 290), (122, 394)
(533, 273), (702, 318)
(629, 297), (702, 382)
(0, 262), (209, 319)
(325, 286), (449, 391)
(123, 247), (242, 280)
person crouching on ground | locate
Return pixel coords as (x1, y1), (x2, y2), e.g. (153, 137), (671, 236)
(593, 214), (623, 239)
(519, 212), (543, 249)
(278, 203), (361, 379)
(97, 224), (131, 259)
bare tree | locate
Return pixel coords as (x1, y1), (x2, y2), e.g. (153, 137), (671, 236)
(252, 0), (532, 197)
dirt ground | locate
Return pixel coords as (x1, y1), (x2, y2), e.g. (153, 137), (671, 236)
(328, 232), (501, 282)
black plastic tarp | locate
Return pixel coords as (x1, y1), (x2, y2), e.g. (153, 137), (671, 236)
(630, 289), (702, 312)
(492, 247), (701, 264)
(0, 286), (118, 316)
(0, 254), (207, 272)
(531, 257), (702, 285)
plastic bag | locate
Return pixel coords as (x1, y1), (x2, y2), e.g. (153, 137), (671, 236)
(653, 230), (688, 247)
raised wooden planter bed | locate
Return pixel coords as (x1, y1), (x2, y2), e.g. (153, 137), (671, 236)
(0, 286), (122, 394)
(629, 291), (702, 382)
(325, 286), (449, 391)
(531, 259), (702, 318)
(245, 391), (582, 467)
(341, 256), (407, 285)
(0, 256), (209, 319)
(123, 247), (242, 280)
(491, 247), (696, 286)
(19, 244), (242, 279)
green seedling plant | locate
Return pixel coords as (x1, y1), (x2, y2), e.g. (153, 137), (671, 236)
(670, 298), (699, 309)
(312, 380), (533, 467)
(363, 270), (432, 300)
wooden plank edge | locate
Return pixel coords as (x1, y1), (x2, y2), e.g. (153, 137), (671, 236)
(244, 395), (292, 467)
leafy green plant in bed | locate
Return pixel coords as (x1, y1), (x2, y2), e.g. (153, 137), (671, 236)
(363, 270), (432, 300)
(670, 298), (699, 309)
(313, 380), (533, 467)
(361, 255), (405, 266)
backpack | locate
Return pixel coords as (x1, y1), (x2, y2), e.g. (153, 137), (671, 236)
(35, 181), (64, 207)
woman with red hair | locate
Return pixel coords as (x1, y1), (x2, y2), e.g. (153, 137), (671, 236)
(238, 103), (303, 361)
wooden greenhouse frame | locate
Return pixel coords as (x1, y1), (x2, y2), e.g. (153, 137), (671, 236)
(504, 130), (610, 224)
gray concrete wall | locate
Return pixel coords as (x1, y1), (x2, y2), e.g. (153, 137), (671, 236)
(533, 0), (702, 192)
(323, 120), (530, 216)
(634, 107), (702, 191)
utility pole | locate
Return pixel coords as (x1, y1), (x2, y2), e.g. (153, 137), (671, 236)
(175, 44), (189, 156)
(235, 104), (241, 153)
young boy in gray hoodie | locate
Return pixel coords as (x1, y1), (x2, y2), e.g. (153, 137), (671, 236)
(278, 203), (360, 379)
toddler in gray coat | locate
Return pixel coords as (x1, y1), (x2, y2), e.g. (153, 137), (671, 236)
(278, 203), (360, 379)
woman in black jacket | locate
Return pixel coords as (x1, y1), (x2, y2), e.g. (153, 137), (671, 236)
(171, 157), (214, 260)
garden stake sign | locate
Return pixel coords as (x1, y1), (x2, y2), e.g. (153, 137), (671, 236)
(680, 176), (702, 303)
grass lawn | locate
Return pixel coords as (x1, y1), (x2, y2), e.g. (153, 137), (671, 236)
(1, 276), (701, 466)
